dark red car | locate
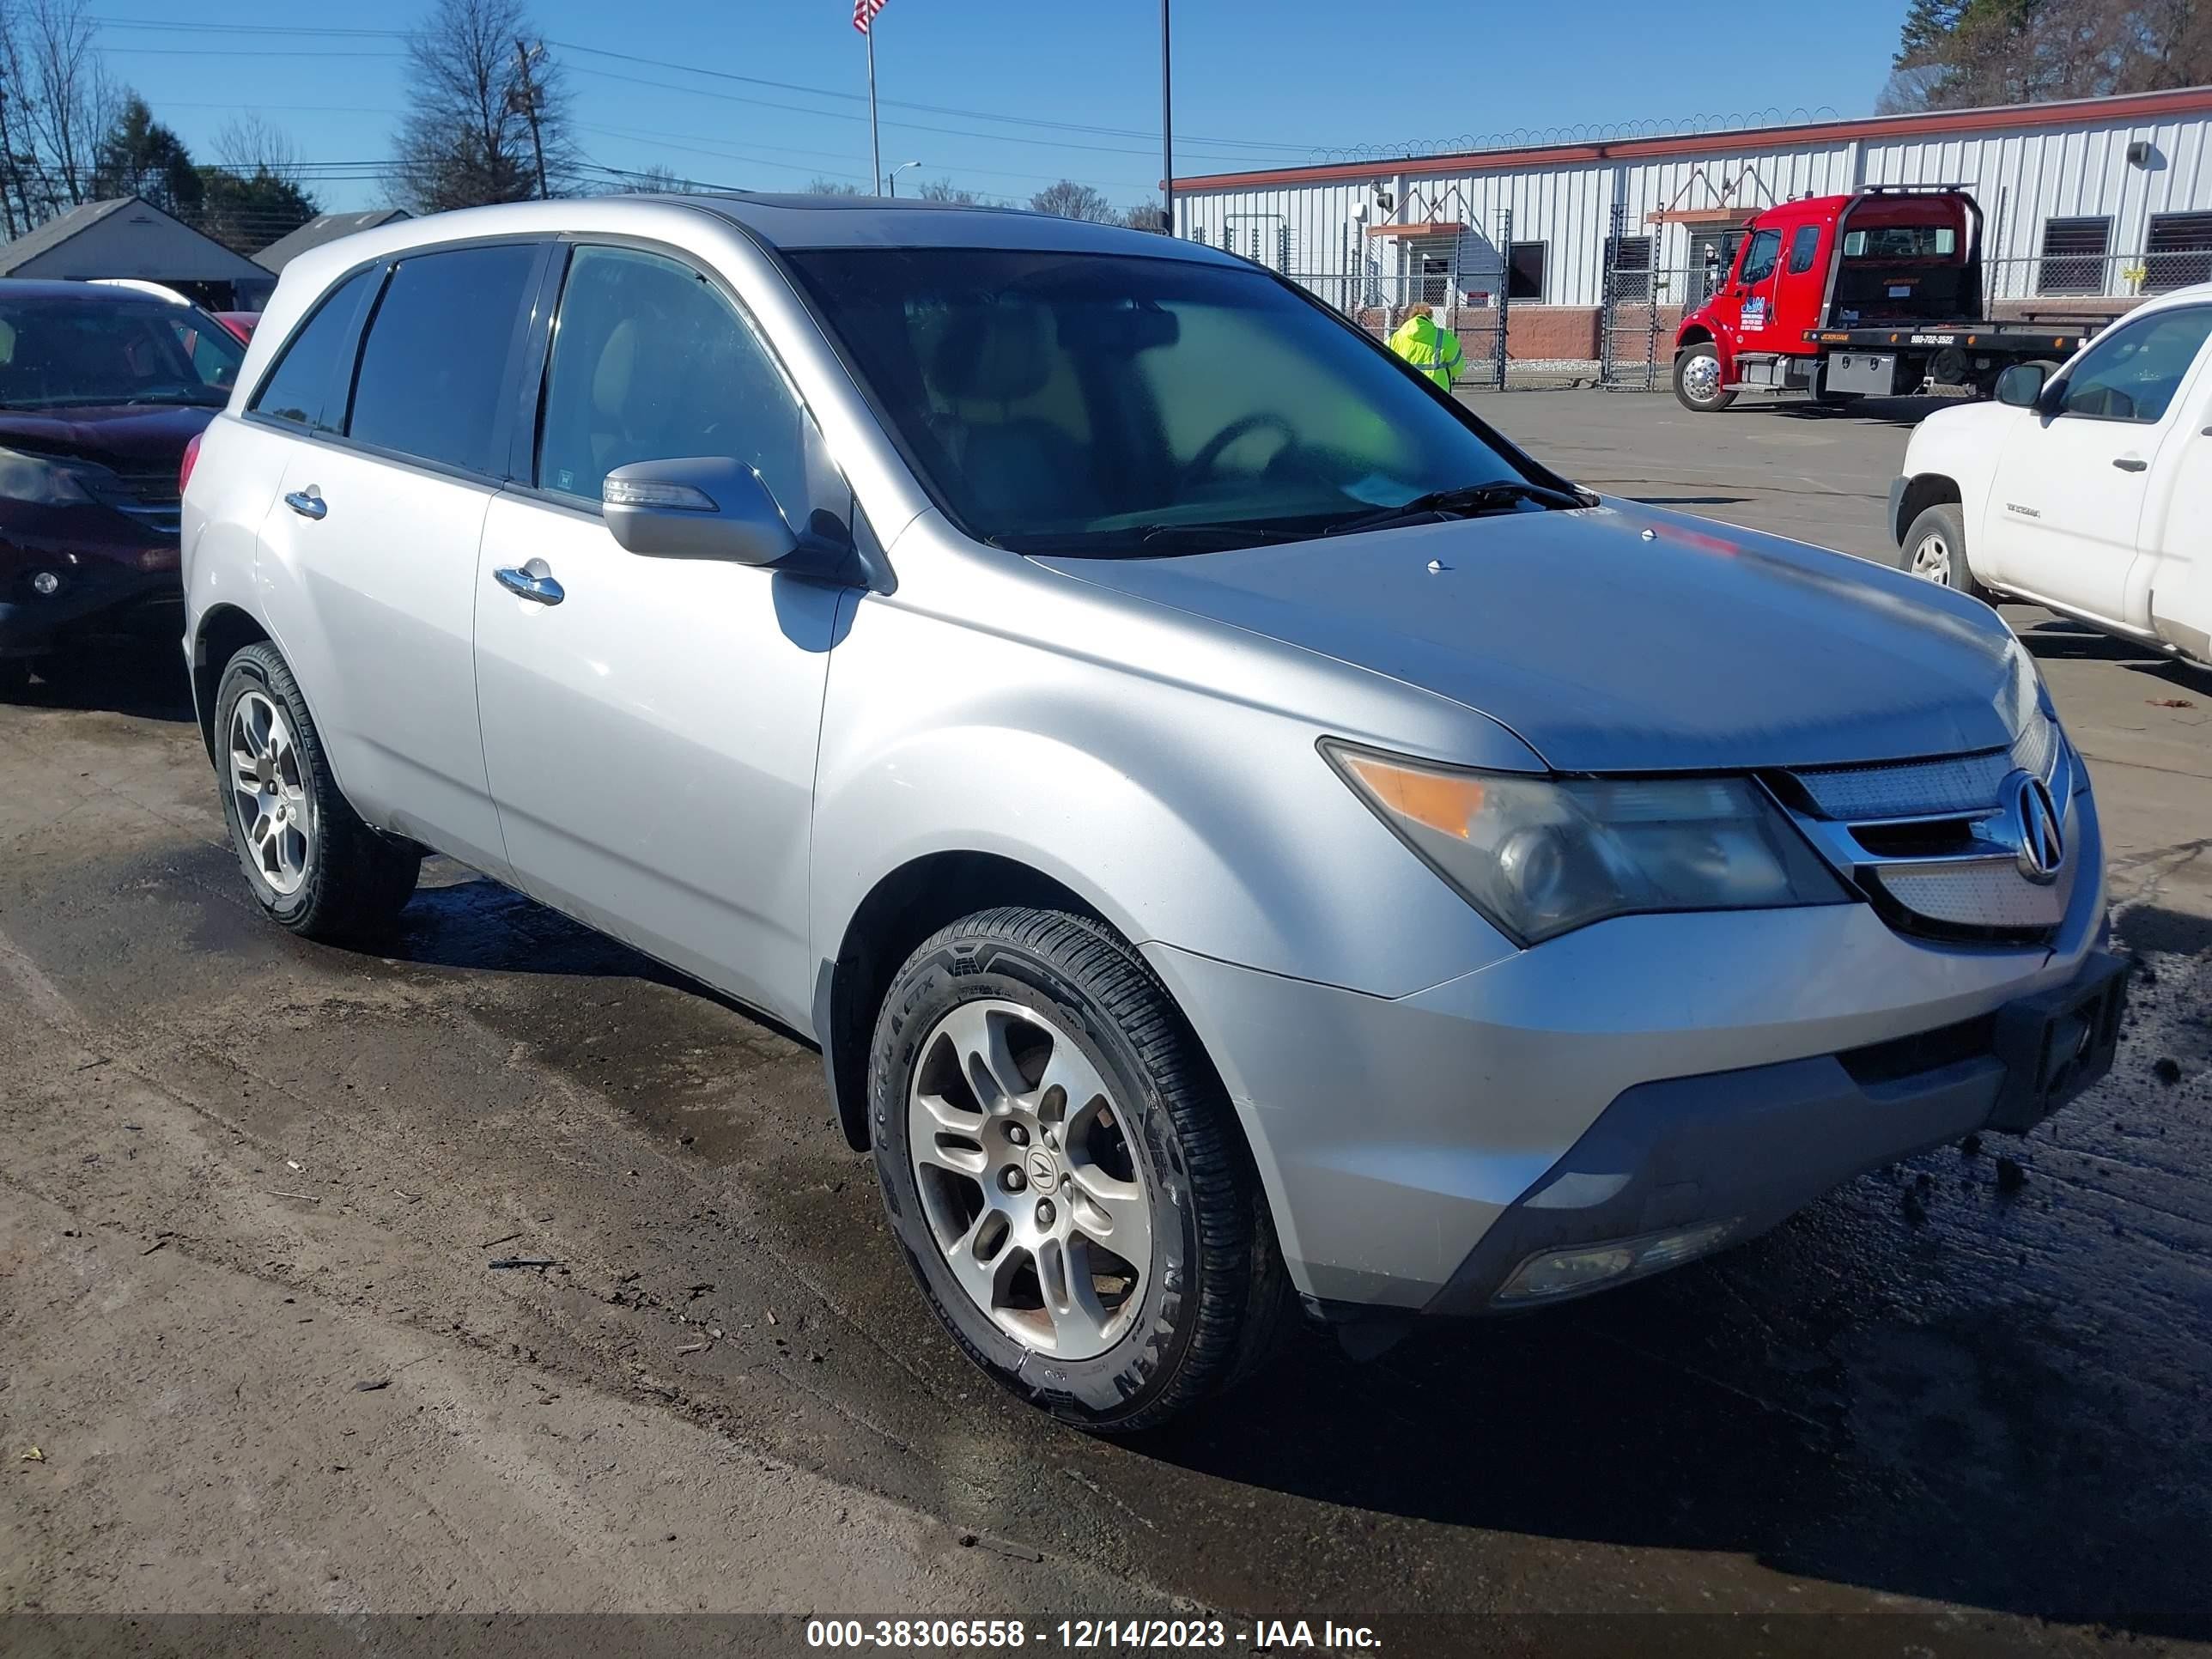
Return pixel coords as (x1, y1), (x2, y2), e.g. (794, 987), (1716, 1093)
(0, 280), (244, 688)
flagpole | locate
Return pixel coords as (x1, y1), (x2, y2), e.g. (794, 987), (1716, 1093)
(1160, 0), (1174, 234)
(866, 25), (882, 194)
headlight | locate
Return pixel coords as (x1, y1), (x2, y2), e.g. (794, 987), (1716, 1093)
(1324, 742), (1849, 945)
(0, 446), (99, 505)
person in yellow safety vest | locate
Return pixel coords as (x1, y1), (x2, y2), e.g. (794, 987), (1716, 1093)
(1387, 302), (1465, 391)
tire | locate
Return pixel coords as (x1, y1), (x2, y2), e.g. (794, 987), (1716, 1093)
(869, 906), (1288, 1432)
(1899, 502), (1992, 605)
(0, 657), (31, 699)
(1672, 342), (1735, 412)
(213, 641), (421, 942)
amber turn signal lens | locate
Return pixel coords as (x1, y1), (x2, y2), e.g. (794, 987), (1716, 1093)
(1341, 753), (1485, 840)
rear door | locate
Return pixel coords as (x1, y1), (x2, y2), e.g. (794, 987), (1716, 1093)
(1978, 303), (2212, 629)
(252, 241), (547, 875)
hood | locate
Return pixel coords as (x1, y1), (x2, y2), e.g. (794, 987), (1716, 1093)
(1038, 502), (2027, 772)
(0, 404), (216, 472)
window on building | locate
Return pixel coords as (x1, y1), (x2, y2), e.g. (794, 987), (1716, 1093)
(2036, 217), (2112, 295)
(537, 245), (810, 515)
(1506, 241), (1546, 301)
(348, 244), (540, 475)
(1787, 224), (1822, 274)
(1606, 234), (1652, 301)
(250, 266), (380, 430)
(2144, 212), (2212, 294)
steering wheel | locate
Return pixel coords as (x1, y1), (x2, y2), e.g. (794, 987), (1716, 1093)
(1180, 413), (1298, 487)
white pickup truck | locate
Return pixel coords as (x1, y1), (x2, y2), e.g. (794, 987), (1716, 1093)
(1887, 281), (2212, 667)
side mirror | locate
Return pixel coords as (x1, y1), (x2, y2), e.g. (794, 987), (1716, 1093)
(602, 457), (799, 566)
(1994, 362), (2049, 410)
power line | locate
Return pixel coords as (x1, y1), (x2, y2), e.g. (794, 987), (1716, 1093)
(86, 13), (1310, 157)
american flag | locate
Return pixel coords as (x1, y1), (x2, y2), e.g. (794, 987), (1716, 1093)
(854, 0), (886, 33)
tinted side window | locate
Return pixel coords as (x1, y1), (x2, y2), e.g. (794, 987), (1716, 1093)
(349, 245), (539, 474)
(1787, 224), (1821, 275)
(1739, 230), (1782, 285)
(2056, 306), (2212, 424)
(251, 267), (377, 430)
(537, 245), (809, 516)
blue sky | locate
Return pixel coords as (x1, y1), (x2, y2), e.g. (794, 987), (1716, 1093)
(96, 2), (1911, 213)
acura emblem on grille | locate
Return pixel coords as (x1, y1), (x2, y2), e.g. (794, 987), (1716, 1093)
(2010, 773), (2064, 883)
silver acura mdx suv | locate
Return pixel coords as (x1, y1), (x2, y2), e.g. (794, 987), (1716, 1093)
(181, 196), (2124, 1431)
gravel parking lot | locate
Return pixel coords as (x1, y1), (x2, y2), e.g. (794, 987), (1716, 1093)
(3, 391), (2209, 1650)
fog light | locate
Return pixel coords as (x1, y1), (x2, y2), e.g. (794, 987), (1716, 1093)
(1494, 1218), (1741, 1306)
(31, 570), (59, 595)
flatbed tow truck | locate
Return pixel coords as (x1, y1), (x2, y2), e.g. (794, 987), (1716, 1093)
(1671, 185), (2103, 412)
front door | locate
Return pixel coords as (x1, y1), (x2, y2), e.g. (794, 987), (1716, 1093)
(472, 243), (848, 1029)
(1729, 226), (1786, 354)
(1980, 303), (2212, 629)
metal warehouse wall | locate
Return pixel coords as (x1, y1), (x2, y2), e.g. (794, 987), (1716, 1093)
(1175, 94), (2212, 311)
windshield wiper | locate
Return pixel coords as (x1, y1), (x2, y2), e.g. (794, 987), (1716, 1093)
(1320, 480), (1586, 538)
(994, 521), (1306, 556)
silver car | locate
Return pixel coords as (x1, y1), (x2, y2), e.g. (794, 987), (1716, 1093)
(181, 197), (2125, 1431)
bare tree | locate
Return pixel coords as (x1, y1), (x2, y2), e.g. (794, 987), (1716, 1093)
(916, 177), (981, 204)
(215, 112), (302, 181)
(804, 175), (866, 196)
(391, 0), (573, 211)
(0, 0), (111, 227)
(1028, 179), (1119, 222)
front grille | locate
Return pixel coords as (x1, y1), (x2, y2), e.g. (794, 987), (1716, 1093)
(1791, 711), (2058, 820)
(86, 468), (182, 538)
(1778, 711), (2072, 945)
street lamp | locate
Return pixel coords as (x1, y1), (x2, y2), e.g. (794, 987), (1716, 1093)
(888, 160), (922, 197)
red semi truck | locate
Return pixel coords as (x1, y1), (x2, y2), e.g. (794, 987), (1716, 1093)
(1671, 185), (2103, 413)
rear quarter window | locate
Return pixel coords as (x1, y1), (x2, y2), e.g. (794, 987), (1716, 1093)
(347, 244), (540, 476)
(251, 267), (380, 431)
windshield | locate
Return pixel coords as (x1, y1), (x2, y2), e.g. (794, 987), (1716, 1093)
(0, 295), (244, 410)
(783, 247), (1543, 553)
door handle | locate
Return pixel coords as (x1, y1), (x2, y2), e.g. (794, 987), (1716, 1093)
(283, 489), (325, 520)
(2112, 456), (2148, 472)
(494, 563), (564, 605)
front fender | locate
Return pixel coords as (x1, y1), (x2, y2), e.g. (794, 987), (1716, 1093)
(808, 573), (1527, 1003)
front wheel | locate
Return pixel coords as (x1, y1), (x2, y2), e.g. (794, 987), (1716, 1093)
(869, 907), (1287, 1432)
(1672, 343), (1735, 412)
(1899, 502), (1992, 604)
(214, 642), (422, 941)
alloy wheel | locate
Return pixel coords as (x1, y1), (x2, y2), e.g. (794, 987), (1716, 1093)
(228, 688), (313, 896)
(906, 997), (1152, 1360)
(1680, 352), (1723, 403)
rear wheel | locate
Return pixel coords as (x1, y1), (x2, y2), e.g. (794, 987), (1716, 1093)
(1673, 343), (1735, 412)
(0, 657), (31, 699)
(869, 906), (1287, 1432)
(1899, 502), (1992, 605)
(215, 642), (422, 941)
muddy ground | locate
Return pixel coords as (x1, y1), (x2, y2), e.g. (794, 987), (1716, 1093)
(3, 392), (2209, 1653)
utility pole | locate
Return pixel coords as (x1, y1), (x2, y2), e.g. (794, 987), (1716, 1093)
(1159, 0), (1174, 235)
(512, 38), (550, 200)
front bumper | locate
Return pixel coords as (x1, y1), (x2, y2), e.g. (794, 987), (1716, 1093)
(0, 550), (180, 657)
(1142, 784), (2108, 1313)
